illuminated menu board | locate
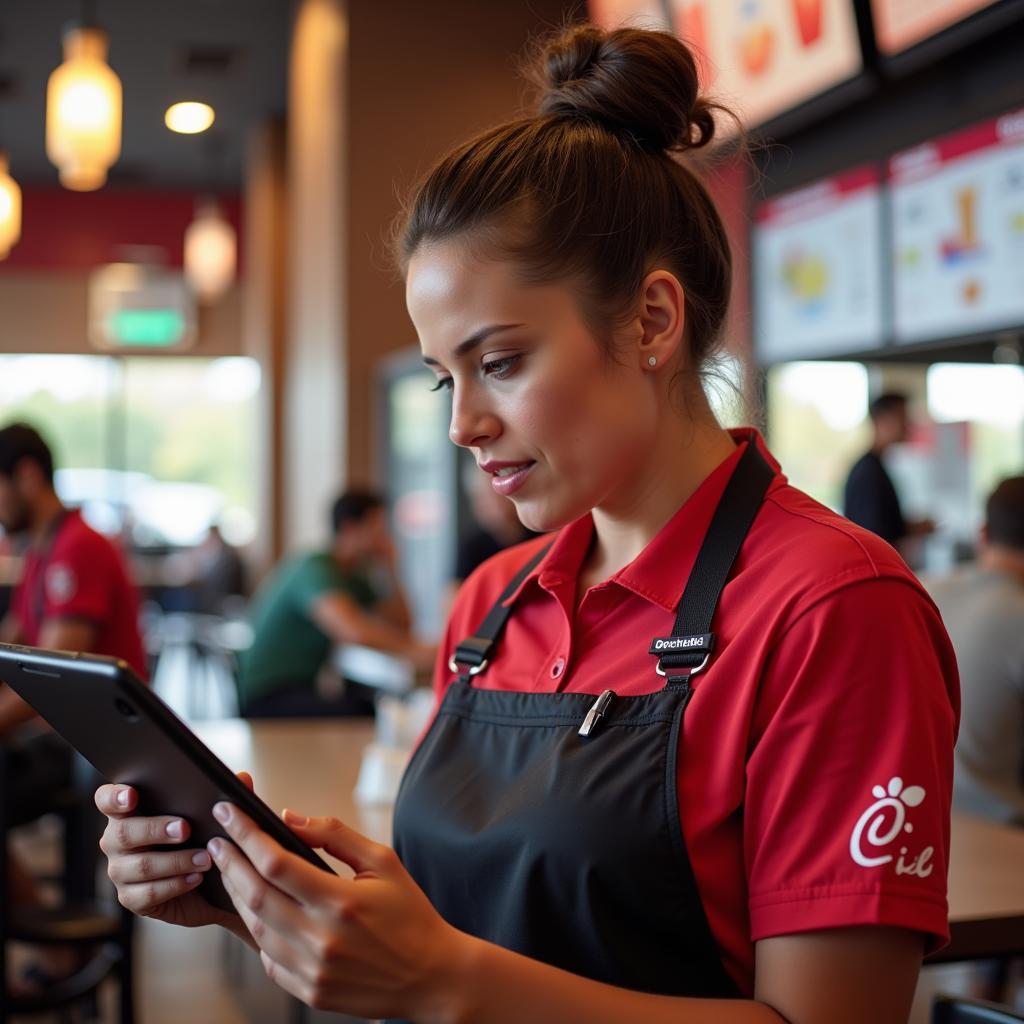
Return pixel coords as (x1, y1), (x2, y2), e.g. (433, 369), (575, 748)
(587, 0), (670, 30)
(665, 0), (863, 128)
(870, 0), (1002, 55)
(890, 109), (1024, 345)
(754, 166), (884, 363)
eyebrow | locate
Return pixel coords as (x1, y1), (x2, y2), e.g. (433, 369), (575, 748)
(422, 323), (525, 367)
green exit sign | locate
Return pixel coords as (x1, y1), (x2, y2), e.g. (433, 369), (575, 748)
(106, 309), (187, 347)
(89, 264), (197, 352)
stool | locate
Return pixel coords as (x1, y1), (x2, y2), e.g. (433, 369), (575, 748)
(1, 743), (135, 1021)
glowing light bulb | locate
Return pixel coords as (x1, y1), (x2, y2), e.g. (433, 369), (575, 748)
(0, 152), (22, 259)
(165, 102), (216, 135)
(46, 25), (122, 191)
(184, 200), (237, 303)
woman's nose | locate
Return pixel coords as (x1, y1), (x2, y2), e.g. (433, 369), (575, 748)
(449, 387), (500, 449)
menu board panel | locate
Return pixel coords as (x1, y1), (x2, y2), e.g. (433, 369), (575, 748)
(870, 0), (1002, 55)
(587, 0), (670, 30)
(754, 166), (884, 363)
(665, 0), (863, 128)
(890, 109), (1024, 344)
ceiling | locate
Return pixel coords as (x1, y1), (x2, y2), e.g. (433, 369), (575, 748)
(0, 0), (290, 190)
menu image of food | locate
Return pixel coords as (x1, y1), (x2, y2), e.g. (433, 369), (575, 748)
(666, 0), (861, 126)
(754, 166), (885, 362)
(890, 109), (1024, 344)
(871, 0), (1001, 55)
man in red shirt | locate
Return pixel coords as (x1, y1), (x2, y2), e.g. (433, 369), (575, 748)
(0, 421), (146, 992)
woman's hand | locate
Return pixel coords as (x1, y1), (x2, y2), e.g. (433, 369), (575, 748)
(207, 801), (469, 1022)
(94, 773), (255, 935)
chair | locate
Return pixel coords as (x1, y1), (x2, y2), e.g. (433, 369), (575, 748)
(1, 743), (135, 1022)
(933, 994), (1024, 1023)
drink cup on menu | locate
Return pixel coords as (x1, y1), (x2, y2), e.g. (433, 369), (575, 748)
(793, 0), (823, 46)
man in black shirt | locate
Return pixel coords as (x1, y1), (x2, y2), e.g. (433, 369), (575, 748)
(843, 392), (935, 550)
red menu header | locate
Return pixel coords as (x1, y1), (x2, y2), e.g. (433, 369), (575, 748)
(889, 108), (1024, 184)
(756, 164), (881, 226)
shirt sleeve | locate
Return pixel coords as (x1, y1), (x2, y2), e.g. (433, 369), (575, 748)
(43, 533), (114, 624)
(744, 576), (960, 952)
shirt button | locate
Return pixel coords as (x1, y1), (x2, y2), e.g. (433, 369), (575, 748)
(550, 657), (566, 679)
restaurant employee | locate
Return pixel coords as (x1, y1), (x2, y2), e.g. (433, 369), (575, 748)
(94, 23), (959, 1024)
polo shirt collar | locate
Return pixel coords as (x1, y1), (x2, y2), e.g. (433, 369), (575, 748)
(501, 428), (782, 612)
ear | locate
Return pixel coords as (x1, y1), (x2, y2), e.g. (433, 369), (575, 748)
(635, 270), (686, 372)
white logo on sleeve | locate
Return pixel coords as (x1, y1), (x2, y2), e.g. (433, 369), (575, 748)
(849, 776), (934, 878)
(46, 563), (77, 604)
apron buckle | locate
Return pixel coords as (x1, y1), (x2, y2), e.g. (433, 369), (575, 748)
(448, 656), (489, 677)
(655, 651), (710, 679)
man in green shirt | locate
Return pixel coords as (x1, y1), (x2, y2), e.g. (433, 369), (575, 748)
(237, 490), (434, 716)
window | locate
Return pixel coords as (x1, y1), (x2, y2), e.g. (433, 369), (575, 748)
(0, 354), (261, 548)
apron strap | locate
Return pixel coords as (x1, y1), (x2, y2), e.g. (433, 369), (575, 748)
(448, 540), (554, 681)
(651, 442), (775, 681)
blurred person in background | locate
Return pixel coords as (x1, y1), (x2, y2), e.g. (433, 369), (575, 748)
(236, 488), (434, 717)
(454, 459), (538, 585)
(0, 421), (146, 995)
(843, 392), (935, 553)
(164, 521), (247, 616)
(925, 476), (1024, 826)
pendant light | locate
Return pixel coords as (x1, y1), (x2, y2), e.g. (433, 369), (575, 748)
(184, 198), (237, 304)
(0, 151), (22, 259)
(46, 8), (122, 191)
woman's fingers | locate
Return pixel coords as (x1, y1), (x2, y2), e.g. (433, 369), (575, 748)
(95, 784), (136, 816)
(108, 847), (213, 885)
(114, 871), (206, 914)
(207, 834), (311, 948)
(218, 866), (311, 976)
(283, 811), (396, 877)
(99, 813), (192, 856)
(213, 803), (352, 908)
(237, 770), (255, 792)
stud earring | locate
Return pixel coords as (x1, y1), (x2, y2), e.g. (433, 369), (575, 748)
(647, 356), (657, 367)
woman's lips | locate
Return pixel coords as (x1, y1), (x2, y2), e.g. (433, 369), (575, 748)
(489, 462), (535, 496)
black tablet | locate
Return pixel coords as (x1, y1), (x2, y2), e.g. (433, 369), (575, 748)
(0, 642), (336, 912)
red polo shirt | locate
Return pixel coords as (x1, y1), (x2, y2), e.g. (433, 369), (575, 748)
(13, 509), (147, 679)
(435, 428), (960, 994)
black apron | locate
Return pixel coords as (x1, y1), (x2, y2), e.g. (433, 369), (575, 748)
(393, 443), (774, 1007)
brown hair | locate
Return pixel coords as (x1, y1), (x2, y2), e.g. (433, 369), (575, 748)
(397, 23), (736, 376)
(986, 476), (1024, 550)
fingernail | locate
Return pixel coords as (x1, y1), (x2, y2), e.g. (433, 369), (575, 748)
(192, 851), (211, 869)
(185, 873), (203, 885)
(282, 808), (307, 826)
(208, 838), (224, 860)
(212, 802), (231, 825)
(116, 788), (130, 807)
(166, 820), (184, 839)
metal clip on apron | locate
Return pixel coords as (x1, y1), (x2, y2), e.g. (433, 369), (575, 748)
(393, 443), (775, 1009)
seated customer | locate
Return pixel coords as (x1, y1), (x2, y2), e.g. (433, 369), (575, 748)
(237, 489), (434, 717)
(0, 422), (147, 994)
(925, 476), (1024, 826)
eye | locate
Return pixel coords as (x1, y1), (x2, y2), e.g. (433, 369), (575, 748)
(482, 354), (522, 380)
(428, 377), (453, 393)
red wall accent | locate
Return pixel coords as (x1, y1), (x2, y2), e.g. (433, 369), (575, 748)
(0, 188), (244, 274)
(704, 155), (752, 357)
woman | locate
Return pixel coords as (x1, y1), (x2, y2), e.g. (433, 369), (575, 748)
(94, 24), (958, 1023)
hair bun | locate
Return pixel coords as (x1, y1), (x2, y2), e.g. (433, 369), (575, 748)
(536, 24), (715, 154)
